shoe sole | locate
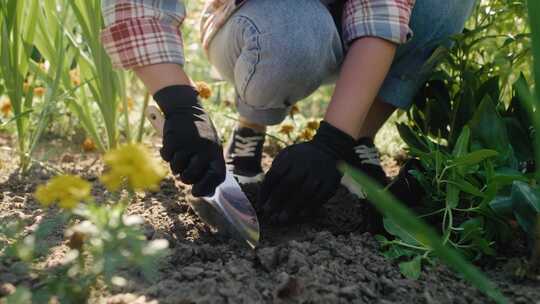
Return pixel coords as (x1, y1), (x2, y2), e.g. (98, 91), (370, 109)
(233, 172), (265, 185)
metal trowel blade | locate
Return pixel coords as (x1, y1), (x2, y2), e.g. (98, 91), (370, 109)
(145, 105), (260, 248)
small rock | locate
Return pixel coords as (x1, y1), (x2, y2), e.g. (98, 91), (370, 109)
(0, 283), (16, 297)
(257, 247), (278, 271)
(275, 273), (302, 299)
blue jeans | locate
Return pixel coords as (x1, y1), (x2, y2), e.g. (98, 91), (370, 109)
(208, 0), (476, 125)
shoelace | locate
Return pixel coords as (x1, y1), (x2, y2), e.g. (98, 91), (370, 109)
(354, 145), (381, 166)
(231, 134), (264, 158)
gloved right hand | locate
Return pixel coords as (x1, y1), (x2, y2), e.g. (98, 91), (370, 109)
(153, 85), (225, 197)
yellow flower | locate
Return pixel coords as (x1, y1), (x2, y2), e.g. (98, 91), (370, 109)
(279, 123), (295, 136)
(306, 120), (320, 131)
(82, 138), (96, 152)
(38, 62), (49, 72)
(34, 87), (46, 97)
(69, 69), (81, 86)
(34, 175), (91, 210)
(298, 129), (314, 141)
(1, 97), (11, 116)
(195, 81), (212, 99)
(289, 105), (300, 116)
(100, 144), (166, 192)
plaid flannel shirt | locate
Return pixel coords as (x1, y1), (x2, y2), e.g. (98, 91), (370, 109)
(101, 0), (415, 69)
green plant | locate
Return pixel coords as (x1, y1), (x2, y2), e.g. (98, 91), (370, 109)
(338, 1), (537, 302)
(389, 0), (537, 263)
(340, 163), (507, 304)
(0, 0), (68, 172)
(62, 0), (128, 150)
(1, 144), (168, 303)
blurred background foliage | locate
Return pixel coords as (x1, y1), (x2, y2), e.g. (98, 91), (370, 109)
(0, 0), (532, 167)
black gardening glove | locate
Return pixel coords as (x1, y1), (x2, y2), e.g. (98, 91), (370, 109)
(154, 85), (225, 197)
(259, 121), (356, 223)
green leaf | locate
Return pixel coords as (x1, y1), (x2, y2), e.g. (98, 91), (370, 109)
(397, 123), (429, 153)
(446, 172), (460, 208)
(491, 168), (529, 186)
(453, 126), (470, 157)
(399, 256), (423, 280)
(425, 80), (452, 138)
(380, 243), (418, 260)
(477, 76), (500, 105)
(384, 218), (423, 247)
(508, 75), (533, 128)
(469, 95), (512, 163)
(450, 70), (479, 145)
(451, 150), (499, 167)
(6, 286), (32, 304)
(489, 196), (513, 217)
(459, 218), (495, 256)
(339, 163), (508, 304)
(503, 117), (533, 162)
(445, 179), (485, 198)
(511, 181), (540, 234)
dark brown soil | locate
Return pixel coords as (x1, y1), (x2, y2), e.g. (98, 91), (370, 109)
(1, 136), (539, 304)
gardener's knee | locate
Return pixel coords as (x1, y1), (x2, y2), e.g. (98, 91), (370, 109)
(234, 31), (339, 124)
(208, 0), (342, 125)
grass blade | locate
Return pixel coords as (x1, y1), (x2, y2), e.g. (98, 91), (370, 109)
(339, 163), (508, 304)
(526, 1), (540, 181)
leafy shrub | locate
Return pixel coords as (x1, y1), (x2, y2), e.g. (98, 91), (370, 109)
(1, 144), (168, 303)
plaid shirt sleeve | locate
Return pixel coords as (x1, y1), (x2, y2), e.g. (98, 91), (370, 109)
(101, 0), (186, 69)
(342, 0), (416, 45)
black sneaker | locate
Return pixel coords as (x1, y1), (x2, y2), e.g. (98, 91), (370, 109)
(224, 126), (266, 184)
(341, 137), (388, 234)
(341, 137), (388, 198)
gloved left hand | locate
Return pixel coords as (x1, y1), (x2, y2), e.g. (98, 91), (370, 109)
(259, 121), (357, 223)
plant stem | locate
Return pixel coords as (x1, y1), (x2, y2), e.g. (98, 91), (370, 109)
(136, 92), (150, 143)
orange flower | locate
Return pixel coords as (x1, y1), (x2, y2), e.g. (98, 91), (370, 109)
(289, 105), (300, 116)
(69, 69), (81, 86)
(34, 87), (46, 97)
(279, 124), (294, 136)
(195, 81), (212, 99)
(82, 138), (96, 152)
(118, 97), (135, 112)
(306, 120), (320, 131)
(1, 97), (12, 116)
(298, 129), (314, 141)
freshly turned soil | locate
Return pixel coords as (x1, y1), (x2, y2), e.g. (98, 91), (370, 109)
(1, 136), (539, 304)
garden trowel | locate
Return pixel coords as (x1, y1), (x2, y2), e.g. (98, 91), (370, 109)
(145, 105), (260, 249)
